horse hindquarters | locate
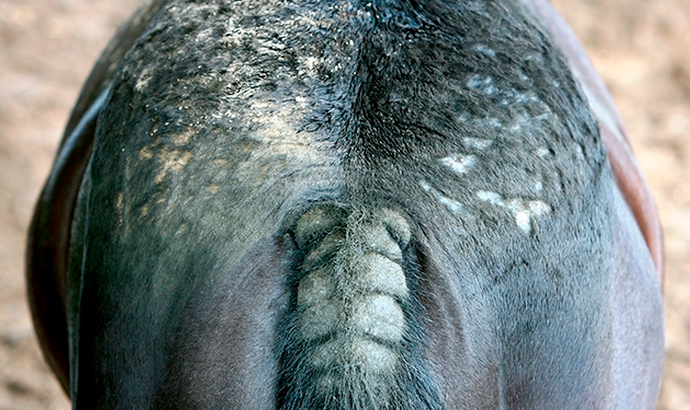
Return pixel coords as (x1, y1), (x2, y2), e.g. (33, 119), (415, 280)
(29, 0), (664, 408)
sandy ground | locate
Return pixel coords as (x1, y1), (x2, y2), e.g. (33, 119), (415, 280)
(0, 0), (688, 408)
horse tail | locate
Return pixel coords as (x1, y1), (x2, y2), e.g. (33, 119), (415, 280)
(278, 204), (441, 410)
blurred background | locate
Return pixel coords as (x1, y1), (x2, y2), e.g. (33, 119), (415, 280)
(0, 0), (688, 408)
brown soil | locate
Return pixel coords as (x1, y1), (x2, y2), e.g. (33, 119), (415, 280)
(0, 0), (687, 409)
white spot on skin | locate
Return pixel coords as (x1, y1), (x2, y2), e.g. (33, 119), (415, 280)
(303, 56), (319, 71)
(463, 137), (493, 150)
(439, 154), (476, 175)
(476, 191), (551, 234)
(473, 44), (496, 57)
(476, 190), (502, 205)
(575, 144), (584, 159)
(456, 112), (470, 124)
(529, 201), (550, 216)
(467, 74), (497, 95)
(537, 147), (550, 158)
(135, 68), (152, 91)
(510, 113), (532, 131)
(487, 117), (501, 128)
(251, 101), (270, 109)
(514, 93), (530, 104)
(420, 180), (467, 215)
(116, 192), (124, 227)
(255, 38), (286, 56)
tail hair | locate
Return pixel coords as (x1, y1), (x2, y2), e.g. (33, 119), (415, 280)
(278, 204), (442, 410)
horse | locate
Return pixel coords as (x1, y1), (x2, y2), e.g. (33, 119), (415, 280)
(27, 0), (665, 408)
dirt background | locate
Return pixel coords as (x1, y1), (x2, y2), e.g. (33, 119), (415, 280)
(0, 0), (688, 408)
